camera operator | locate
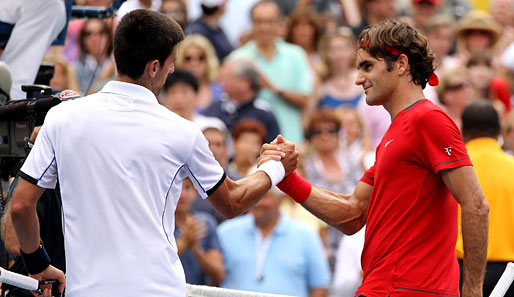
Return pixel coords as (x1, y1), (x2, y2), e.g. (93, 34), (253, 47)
(1, 127), (65, 297)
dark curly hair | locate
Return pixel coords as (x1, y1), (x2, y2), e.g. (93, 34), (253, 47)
(358, 20), (435, 89)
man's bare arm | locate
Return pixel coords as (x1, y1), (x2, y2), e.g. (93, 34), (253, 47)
(208, 139), (298, 218)
(301, 181), (372, 235)
(441, 165), (489, 297)
(9, 178), (45, 254)
(1, 201), (21, 255)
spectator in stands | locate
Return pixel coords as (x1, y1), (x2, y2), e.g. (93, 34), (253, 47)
(489, 0), (514, 53)
(284, 8), (323, 75)
(329, 227), (365, 297)
(424, 15), (458, 71)
(161, 69), (226, 131)
(300, 109), (363, 274)
(176, 34), (222, 112)
(202, 57), (280, 144)
(160, 0), (188, 29)
(336, 107), (374, 172)
(174, 177), (224, 286)
(454, 10), (502, 65)
(436, 67), (476, 128)
(0, 0), (65, 100)
(314, 27), (363, 111)
(351, 0), (397, 37)
(457, 100), (514, 297)
(409, 0), (441, 35)
(466, 51), (511, 112)
(229, 0), (313, 144)
(218, 187), (330, 297)
(186, 0), (233, 62)
(75, 18), (114, 95)
(227, 120), (267, 180)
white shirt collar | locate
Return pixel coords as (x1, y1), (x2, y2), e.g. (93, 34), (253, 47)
(99, 81), (158, 104)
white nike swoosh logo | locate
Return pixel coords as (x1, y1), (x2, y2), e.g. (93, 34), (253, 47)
(385, 139), (394, 148)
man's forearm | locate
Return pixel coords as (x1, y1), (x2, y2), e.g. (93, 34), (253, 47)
(9, 179), (45, 254)
(461, 201), (489, 294)
(1, 203), (22, 255)
(301, 182), (371, 235)
(11, 202), (41, 254)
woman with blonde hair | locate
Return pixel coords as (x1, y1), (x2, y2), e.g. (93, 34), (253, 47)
(314, 27), (363, 110)
(176, 34), (222, 111)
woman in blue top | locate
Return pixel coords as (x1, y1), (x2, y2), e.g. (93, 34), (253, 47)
(314, 27), (363, 110)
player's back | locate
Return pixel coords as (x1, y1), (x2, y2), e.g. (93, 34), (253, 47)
(46, 82), (201, 296)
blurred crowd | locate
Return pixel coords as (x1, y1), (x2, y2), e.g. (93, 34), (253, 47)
(1, 0), (514, 296)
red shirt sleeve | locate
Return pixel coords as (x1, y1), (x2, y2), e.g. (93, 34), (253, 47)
(415, 109), (472, 174)
(360, 164), (375, 186)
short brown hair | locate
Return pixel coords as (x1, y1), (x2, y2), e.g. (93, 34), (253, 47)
(305, 109), (341, 139)
(232, 119), (267, 144)
(358, 20), (435, 88)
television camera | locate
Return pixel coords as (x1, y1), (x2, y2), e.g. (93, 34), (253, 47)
(0, 85), (80, 179)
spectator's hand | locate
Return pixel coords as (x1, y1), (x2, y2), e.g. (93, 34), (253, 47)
(181, 216), (207, 250)
(29, 265), (65, 297)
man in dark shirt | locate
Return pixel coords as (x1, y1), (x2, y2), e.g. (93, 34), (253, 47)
(202, 57), (280, 144)
(186, 0), (233, 62)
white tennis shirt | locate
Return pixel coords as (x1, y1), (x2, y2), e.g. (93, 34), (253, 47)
(19, 81), (225, 297)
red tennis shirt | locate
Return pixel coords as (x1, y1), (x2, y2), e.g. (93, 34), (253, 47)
(356, 100), (472, 297)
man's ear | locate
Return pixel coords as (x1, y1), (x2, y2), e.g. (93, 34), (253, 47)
(396, 54), (409, 75)
(146, 60), (160, 78)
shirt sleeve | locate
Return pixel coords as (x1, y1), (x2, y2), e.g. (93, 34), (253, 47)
(185, 128), (226, 199)
(360, 165), (375, 186)
(416, 109), (472, 174)
(19, 108), (59, 189)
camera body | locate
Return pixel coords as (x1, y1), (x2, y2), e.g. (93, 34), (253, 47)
(0, 85), (80, 178)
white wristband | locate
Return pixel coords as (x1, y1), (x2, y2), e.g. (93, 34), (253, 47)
(257, 160), (285, 189)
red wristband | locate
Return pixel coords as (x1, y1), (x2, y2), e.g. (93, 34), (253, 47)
(277, 171), (312, 203)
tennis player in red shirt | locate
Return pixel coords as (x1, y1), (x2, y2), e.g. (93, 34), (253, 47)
(262, 20), (489, 297)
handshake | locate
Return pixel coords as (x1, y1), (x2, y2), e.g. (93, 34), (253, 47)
(256, 135), (312, 204)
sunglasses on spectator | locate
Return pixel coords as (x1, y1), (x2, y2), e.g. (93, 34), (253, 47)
(184, 55), (206, 62)
(310, 128), (339, 137)
(445, 81), (470, 91)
